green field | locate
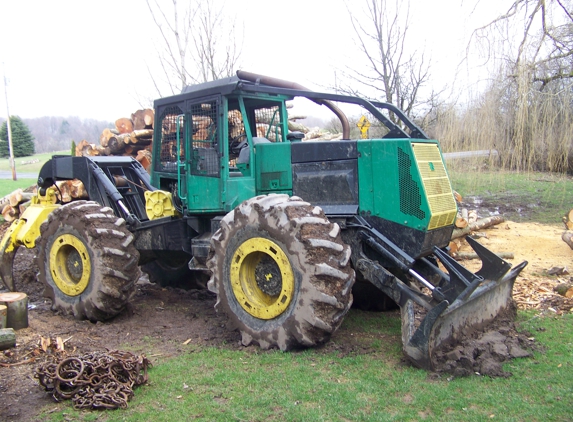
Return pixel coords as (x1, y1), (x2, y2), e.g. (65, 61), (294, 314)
(42, 312), (573, 422)
(0, 151), (68, 173)
(448, 167), (573, 224)
(0, 151), (67, 197)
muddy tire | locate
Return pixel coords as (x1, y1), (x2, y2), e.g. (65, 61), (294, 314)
(36, 201), (140, 321)
(207, 194), (355, 350)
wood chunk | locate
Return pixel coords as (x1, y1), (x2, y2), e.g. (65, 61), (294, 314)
(56, 180), (88, 202)
(0, 292), (28, 330)
(448, 240), (460, 255)
(451, 215), (506, 240)
(76, 139), (91, 156)
(132, 109), (155, 130)
(18, 201), (30, 216)
(70, 180), (88, 199)
(562, 231), (573, 250)
(108, 133), (132, 154)
(130, 129), (154, 142)
(100, 128), (115, 147)
(0, 304), (6, 328)
(76, 140), (107, 157)
(563, 209), (573, 230)
(115, 118), (134, 134)
(0, 328), (16, 350)
(2, 204), (18, 222)
(454, 251), (514, 261)
(136, 149), (152, 172)
(143, 109), (154, 128)
(468, 210), (478, 224)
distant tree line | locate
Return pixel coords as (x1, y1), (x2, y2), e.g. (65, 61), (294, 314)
(0, 116), (111, 155)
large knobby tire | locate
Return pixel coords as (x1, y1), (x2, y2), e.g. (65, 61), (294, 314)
(36, 201), (140, 321)
(207, 194), (355, 350)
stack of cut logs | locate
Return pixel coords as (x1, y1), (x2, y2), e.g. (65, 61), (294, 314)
(1, 189), (34, 223)
(448, 192), (508, 260)
(75, 109), (155, 172)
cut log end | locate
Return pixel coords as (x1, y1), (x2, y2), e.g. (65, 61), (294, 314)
(0, 292), (28, 330)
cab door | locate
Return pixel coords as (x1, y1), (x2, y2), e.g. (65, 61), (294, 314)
(184, 97), (223, 212)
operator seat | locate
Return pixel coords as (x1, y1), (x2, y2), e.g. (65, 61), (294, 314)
(236, 137), (271, 165)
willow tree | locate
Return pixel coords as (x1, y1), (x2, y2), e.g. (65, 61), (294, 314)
(471, 0), (573, 172)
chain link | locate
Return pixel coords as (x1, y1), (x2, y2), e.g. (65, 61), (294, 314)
(34, 350), (150, 410)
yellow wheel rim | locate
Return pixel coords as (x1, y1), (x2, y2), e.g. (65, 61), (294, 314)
(230, 237), (294, 319)
(49, 234), (91, 296)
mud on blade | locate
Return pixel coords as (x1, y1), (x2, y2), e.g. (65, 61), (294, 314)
(401, 245), (528, 370)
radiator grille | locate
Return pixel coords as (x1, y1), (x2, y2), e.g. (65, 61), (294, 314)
(411, 143), (457, 230)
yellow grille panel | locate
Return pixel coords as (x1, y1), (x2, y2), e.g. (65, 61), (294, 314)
(412, 143), (457, 230)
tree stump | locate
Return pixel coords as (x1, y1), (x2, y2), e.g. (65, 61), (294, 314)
(0, 304), (7, 328)
(0, 292), (28, 330)
(0, 328), (16, 350)
(562, 231), (573, 250)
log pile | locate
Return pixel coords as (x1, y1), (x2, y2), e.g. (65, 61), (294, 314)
(448, 200), (508, 256)
(0, 189), (35, 223)
(73, 105), (342, 171)
(75, 109), (155, 172)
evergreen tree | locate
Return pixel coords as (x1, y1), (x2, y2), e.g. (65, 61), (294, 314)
(0, 116), (36, 157)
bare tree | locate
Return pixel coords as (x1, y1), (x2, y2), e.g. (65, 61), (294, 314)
(466, 0), (573, 172)
(472, 0), (573, 88)
(146, 0), (242, 96)
(339, 0), (434, 119)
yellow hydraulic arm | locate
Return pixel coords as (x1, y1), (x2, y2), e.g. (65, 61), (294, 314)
(0, 188), (60, 291)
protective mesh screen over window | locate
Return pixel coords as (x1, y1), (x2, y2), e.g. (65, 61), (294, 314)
(228, 109), (245, 162)
(189, 100), (219, 177)
(158, 105), (184, 172)
(254, 106), (282, 142)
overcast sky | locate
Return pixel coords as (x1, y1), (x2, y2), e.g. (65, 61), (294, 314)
(0, 0), (505, 122)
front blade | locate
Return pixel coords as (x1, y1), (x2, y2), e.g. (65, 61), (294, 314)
(402, 260), (528, 370)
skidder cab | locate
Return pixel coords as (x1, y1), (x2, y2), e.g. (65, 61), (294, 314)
(0, 71), (527, 370)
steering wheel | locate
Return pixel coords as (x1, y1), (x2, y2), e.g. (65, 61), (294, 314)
(229, 134), (248, 156)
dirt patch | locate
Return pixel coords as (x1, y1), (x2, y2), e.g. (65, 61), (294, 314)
(0, 247), (238, 421)
(0, 220), (571, 420)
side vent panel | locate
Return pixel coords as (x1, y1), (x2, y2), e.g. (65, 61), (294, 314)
(397, 147), (425, 220)
(411, 143), (457, 230)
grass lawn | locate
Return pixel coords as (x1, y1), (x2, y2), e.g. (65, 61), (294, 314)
(42, 312), (573, 422)
(0, 151), (67, 197)
(0, 151), (68, 174)
(448, 167), (573, 224)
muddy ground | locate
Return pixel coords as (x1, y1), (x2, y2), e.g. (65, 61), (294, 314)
(0, 220), (572, 421)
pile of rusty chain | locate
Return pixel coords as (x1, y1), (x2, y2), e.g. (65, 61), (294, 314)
(34, 350), (150, 410)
